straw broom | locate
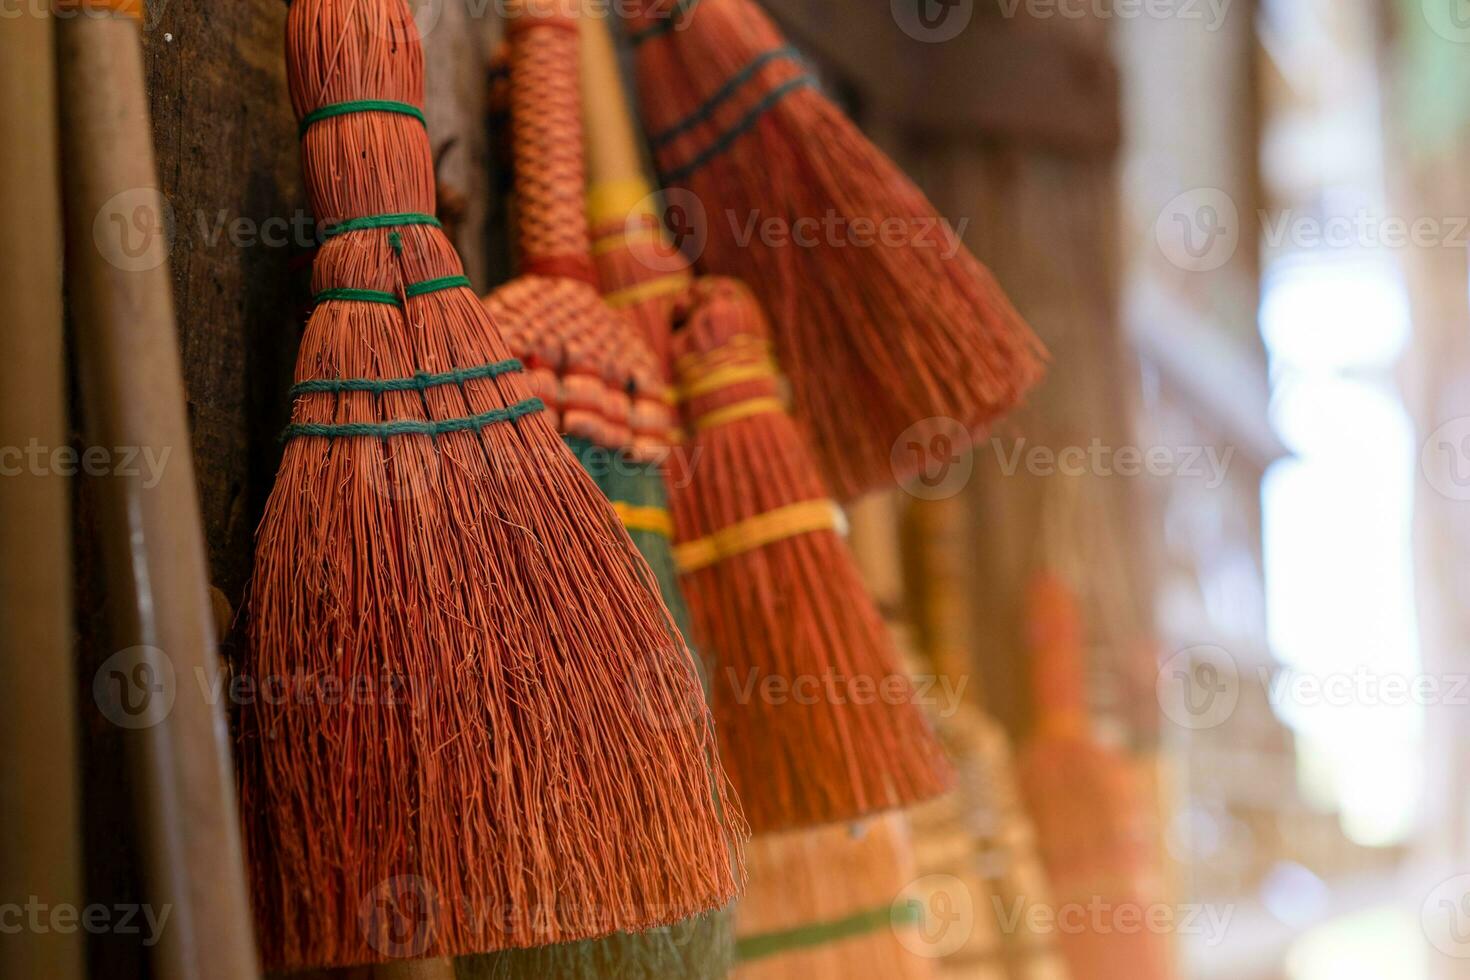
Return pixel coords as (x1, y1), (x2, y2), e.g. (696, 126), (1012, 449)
(622, 0), (1045, 500)
(460, 11), (737, 975)
(56, 2), (261, 977)
(0, 5), (83, 978)
(1015, 572), (1173, 980)
(579, 11), (691, 364)
(239, 0), (742, 969)
(670, 277), (953, 833)
(734, 814), (936, 980)
(903, 498), (1070, 980)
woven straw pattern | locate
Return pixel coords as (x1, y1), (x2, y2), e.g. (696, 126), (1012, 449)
(507, 0), (592, 279)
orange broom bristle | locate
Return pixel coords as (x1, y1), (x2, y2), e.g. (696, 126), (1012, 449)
(624, 0), (1046, 500)
(238, 0), (742, 970)
(669, 277), (953, 833)
(1016, 572), (1174, 980)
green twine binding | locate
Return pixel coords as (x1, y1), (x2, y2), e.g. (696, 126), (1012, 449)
(298, 99), (427, 137)
(312, 274), (472, 308)
(648, 46), (803, 150)
(321, 212), (441, 240)
(310, 287), (401, 307)
(658, 74), (815, 186)
(281, 397), (543, 442)
(734, 900), (925, 964)
(289, 358), (523, 397)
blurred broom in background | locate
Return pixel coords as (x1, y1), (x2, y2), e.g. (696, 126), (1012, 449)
(1015, 564), (1174, 980)
(670, 276), (953, 833)
(623, 0), (1045, 499)
(734, 815), (936, 980)
(902, 497), (1070, 980)
(580, 11), (692, 364)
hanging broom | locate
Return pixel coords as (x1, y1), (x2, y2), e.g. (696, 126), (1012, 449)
(579, 11), (691, 363)
(456, 441), (735, 980)
(734, 815), (935, 980)
(669, 276), (953, 834)
(239, 0), (742, 969)
(623, 0), (1045, 500)
(902, 498), (1070, 980)
(454, 6), (737, 979)
(1015, 572), (1173, 980)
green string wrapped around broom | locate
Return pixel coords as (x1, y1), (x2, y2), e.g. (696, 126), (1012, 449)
(734, 815), (936, 980)
(239, 0), (743, 970)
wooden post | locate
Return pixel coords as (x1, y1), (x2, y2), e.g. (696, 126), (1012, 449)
(57, 9), (261, 979)
(0, 6), (84, 978)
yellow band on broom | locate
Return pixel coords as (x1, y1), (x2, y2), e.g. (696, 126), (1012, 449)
(675, 499), (840, 573)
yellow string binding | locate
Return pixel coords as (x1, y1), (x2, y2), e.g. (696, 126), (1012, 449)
(675, 499), (840, 573)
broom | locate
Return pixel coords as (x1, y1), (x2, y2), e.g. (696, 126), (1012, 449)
(623, 0), (1045, 500)
(902, 498), (1070, 980)
(240, 0), (742, 969)
(1015, 572), (1173, 980)
(0, 6), (82, 978)
(734, 815), (935, 980)
(458, 11), (735, 975)
(579, 11), (691, 364)
(669, 276), (953, 834)
(457, 445), (736, 980)
(56, 3), (261, 978)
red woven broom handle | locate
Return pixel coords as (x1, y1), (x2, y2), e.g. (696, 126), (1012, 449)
(505, 0), (597, 283)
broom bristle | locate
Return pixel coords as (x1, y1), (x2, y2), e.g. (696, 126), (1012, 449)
(670, 277), (953, 833)
(1015, 573), (1173, 980)
(625, 0), (1046, 500)
(240, 0), (742, 970)
(735, 815), (936, 980)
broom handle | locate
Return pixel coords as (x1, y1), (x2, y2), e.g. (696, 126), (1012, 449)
(506, 0), (595, 278)
(0, 7), (84, 978)
(579, 11), (660, 225)
(56, 10), (261, 980)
